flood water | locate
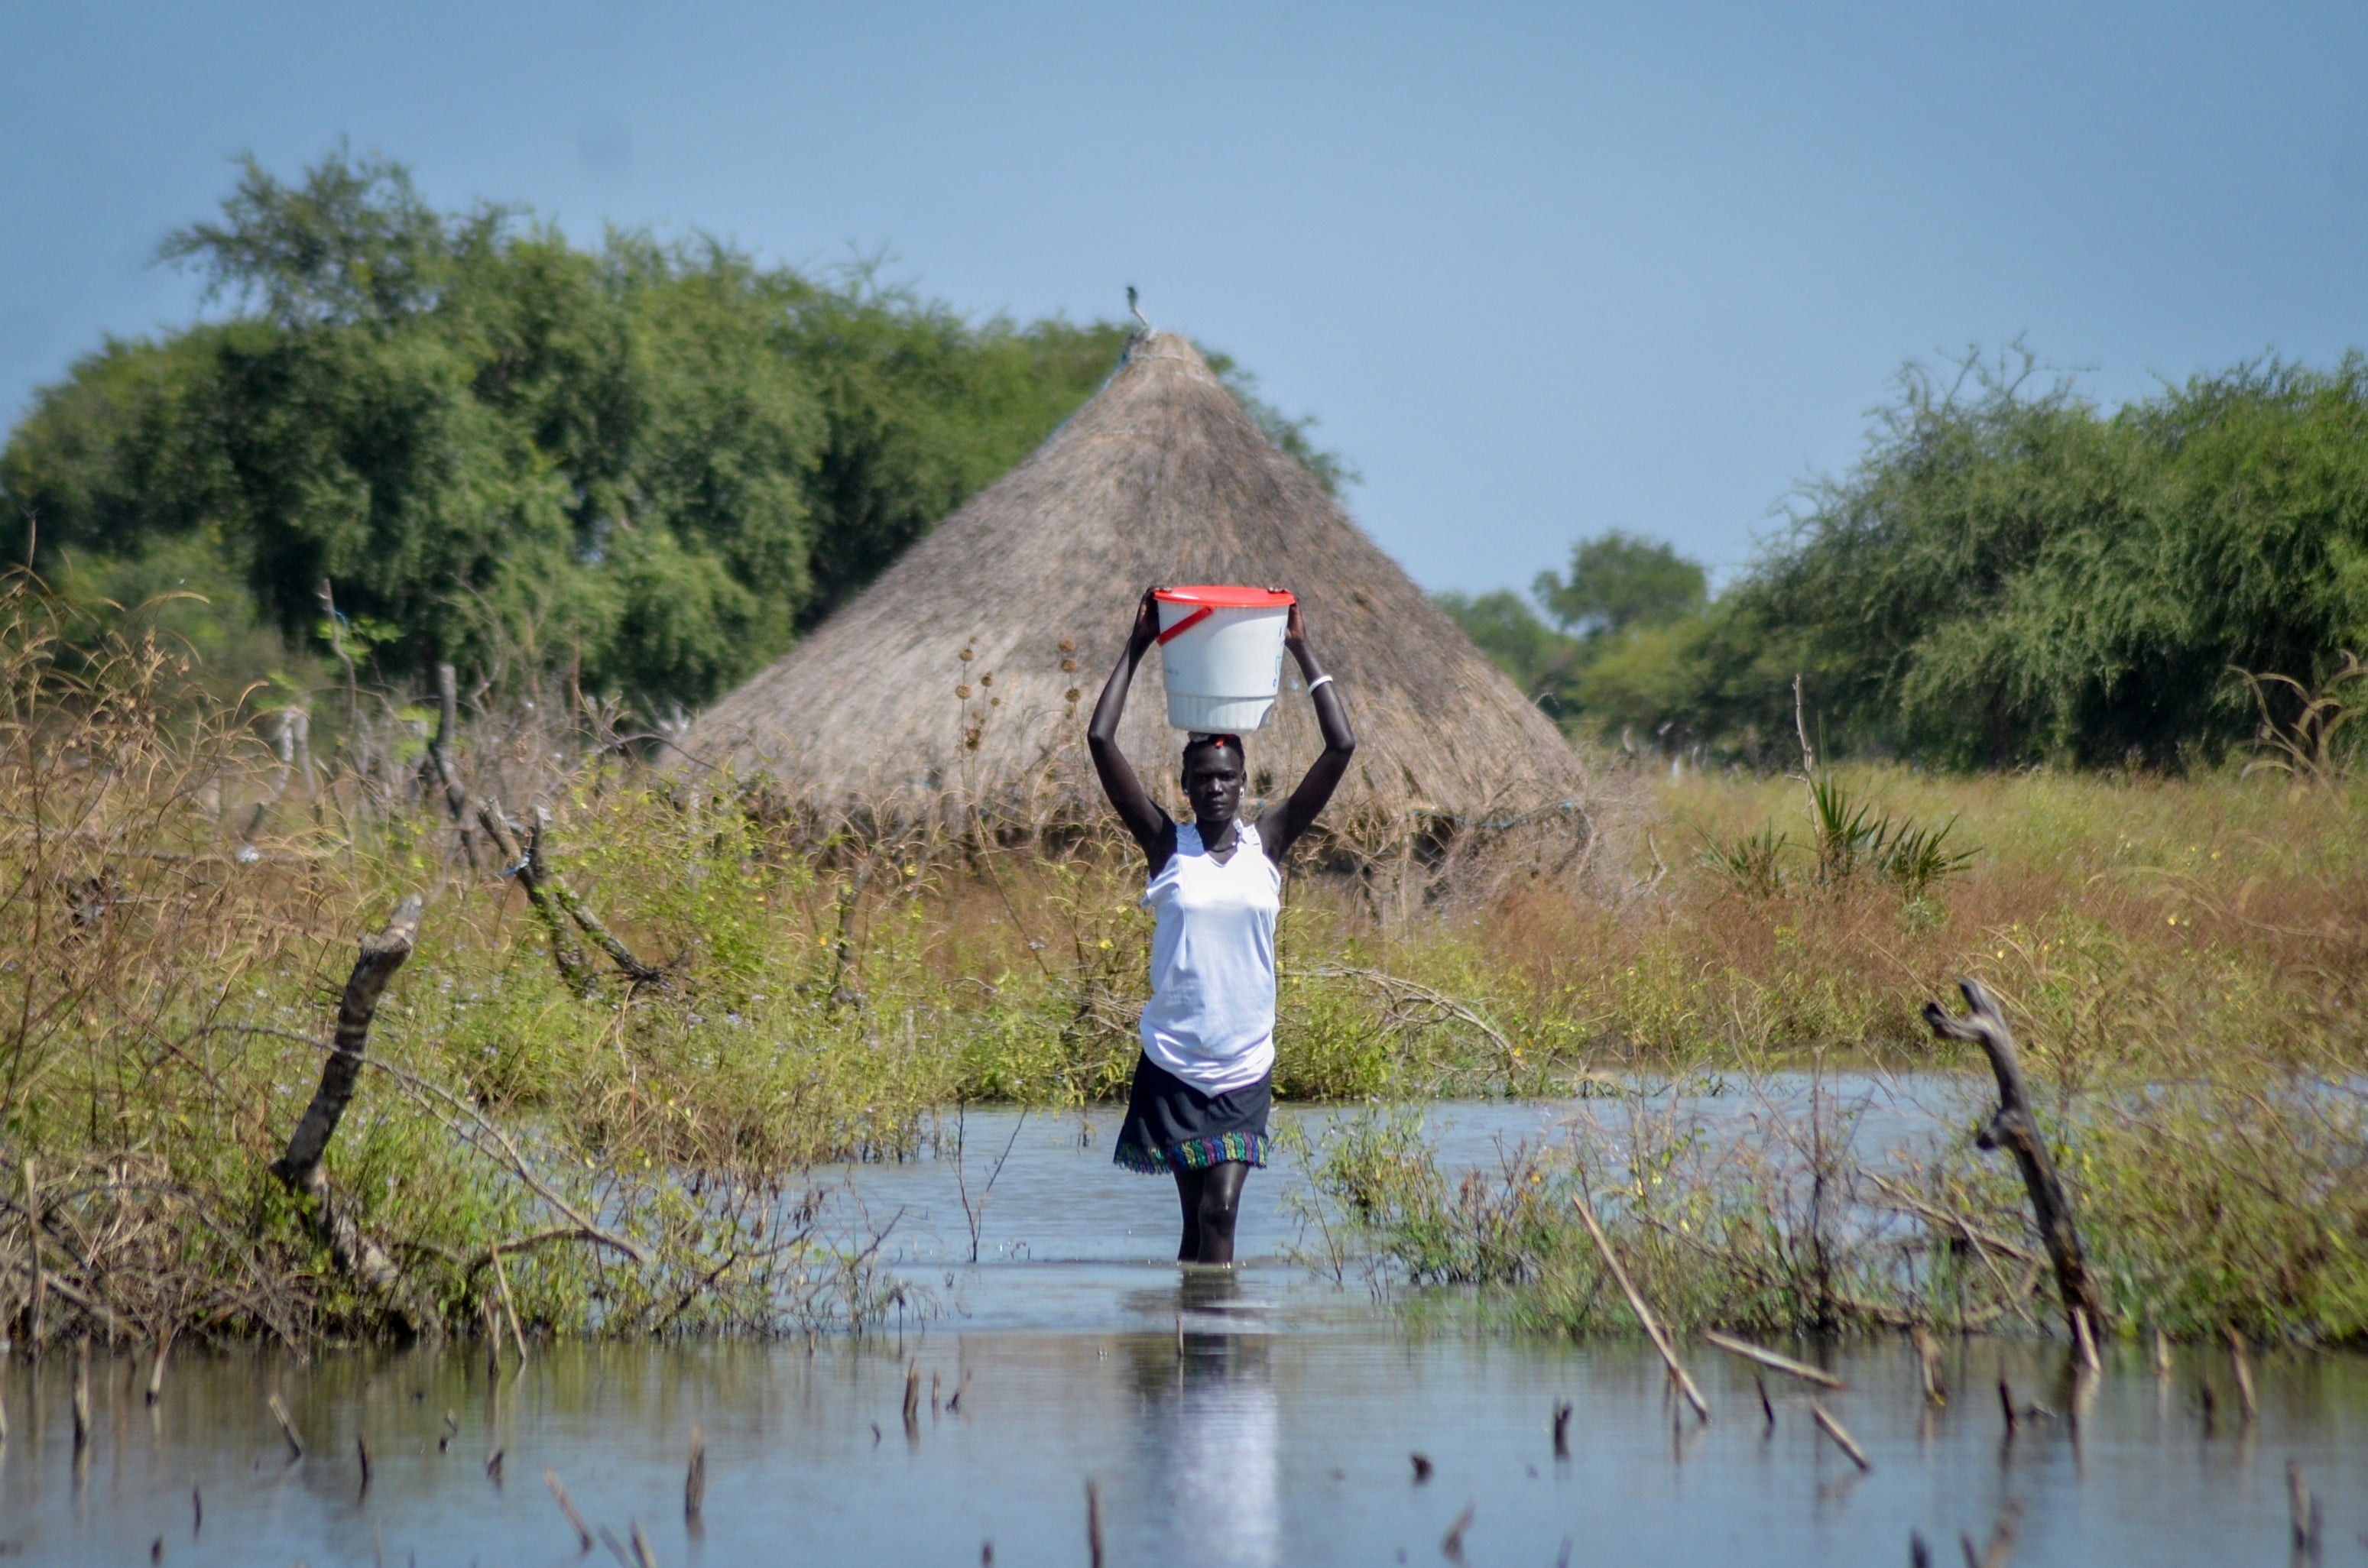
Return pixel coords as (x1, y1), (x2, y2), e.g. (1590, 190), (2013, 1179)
(4, 1090), (2359, 1565)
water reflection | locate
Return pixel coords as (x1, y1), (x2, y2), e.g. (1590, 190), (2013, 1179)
(1120, 1269), (1281, 1567)
(5, 1093), (2365, 1564)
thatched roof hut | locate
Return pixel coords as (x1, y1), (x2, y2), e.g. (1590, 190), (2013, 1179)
(685, 331), (1597, 847)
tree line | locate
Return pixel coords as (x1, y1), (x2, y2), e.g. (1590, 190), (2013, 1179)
(1444, 344), (2368, 769)
(2, 150), (1345, 719)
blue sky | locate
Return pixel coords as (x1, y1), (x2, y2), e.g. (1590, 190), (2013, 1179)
(5, 2), (2363, 596)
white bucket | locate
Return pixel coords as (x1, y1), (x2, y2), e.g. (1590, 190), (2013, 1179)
(1153, 586), (1295, 732)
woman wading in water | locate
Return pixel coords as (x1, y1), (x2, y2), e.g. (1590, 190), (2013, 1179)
(1088, 586), (1356, 1264)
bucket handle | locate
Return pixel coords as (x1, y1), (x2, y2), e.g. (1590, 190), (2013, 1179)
(1154, 605), (1214, 645)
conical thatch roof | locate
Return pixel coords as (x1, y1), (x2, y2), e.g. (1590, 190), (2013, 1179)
(684, 331), (1592, 837)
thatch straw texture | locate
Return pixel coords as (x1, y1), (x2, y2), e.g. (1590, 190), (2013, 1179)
(685, 332), (1596, 844)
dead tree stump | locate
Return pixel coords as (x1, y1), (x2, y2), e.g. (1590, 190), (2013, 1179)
(270, 895), (434, 1336)
(1923, 977), (2107, 1339)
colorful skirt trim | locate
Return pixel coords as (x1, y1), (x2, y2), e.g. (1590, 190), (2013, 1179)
(1113, 1052), (1272, 1174)
(1116, 1129), (1273, 1174)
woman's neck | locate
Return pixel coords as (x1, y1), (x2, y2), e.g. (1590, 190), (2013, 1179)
(1194, 815), (1239, 850)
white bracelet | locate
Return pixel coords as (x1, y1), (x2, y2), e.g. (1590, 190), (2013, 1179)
(1306, 673), (1335, 693)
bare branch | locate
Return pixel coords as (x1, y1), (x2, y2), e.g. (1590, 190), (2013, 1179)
(1923, 977), (2107, 1336)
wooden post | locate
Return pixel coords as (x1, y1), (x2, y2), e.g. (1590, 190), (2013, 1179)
(1922, 978), (2107, 1336)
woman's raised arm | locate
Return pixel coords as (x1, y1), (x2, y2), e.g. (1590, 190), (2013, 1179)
(1088, 586), (1176, 867)
(1263, 601), (1356, 863)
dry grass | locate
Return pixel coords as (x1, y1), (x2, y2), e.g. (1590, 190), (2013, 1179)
(5, 553), (2361, 1349)
(1291, 761), (2368, 1343)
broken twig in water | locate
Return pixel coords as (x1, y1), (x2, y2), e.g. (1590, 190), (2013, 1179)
(2072, 1306), (2100, 1373)
(1702, 1330), (1845, 1389)
(2288, 1459), (2321, 1553)
(544, 1466), (595, 1553)
(1923, 979), (2107, 1339)
(1442, 1500), (1476, 1563)
(1961, 1499), (2022, 1568)
(1572, 1187), (1709, 1421)
(71, 1336), (91, 1452)
(685, 1425), (706, 1521)
(20, 1158), (41, 1351)
(146, 1327), (174, 1404)
(2227, 1328), (2258, 1422)
(1551, 1401), (1572, 1457)
(491, 1246), (529, 1366)
(1913, 1327), (1948, 1405)
(903, 1362), (923, 1434)
(267, 1391), (304, 1459)
(1811, 1402), (1871, 1471)
(1085, 1479), (1106, 1568)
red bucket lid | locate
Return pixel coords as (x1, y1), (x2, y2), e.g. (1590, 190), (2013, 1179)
(1153, 585), (1296, 607)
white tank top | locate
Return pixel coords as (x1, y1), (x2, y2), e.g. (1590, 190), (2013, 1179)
(1138, 820), (1280, 1093)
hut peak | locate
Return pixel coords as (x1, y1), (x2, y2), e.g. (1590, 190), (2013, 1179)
(683, 328), (1593, 837)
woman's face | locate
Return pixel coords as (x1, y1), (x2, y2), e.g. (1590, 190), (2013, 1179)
(1180, 750), (1246, 825)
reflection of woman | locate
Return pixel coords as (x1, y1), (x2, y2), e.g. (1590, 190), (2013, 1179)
(1088, 586), (1356, 1263)
(1120, 1272), (1281, 1565)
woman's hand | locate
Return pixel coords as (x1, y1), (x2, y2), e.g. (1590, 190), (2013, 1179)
(1130, 585), (1163, 653)
(1094, 584), (1177, 870)
(1266, 588), (1354, 864)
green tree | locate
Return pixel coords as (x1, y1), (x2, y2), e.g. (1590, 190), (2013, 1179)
(1572, 345), (2368, 768)
(1433, 588), (1587, 721)
(1534, 530), (1708, 640)
(4, 151), (1348, 720)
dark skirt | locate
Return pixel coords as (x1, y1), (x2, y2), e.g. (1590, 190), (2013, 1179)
(1112, 1053), (1273, 1174)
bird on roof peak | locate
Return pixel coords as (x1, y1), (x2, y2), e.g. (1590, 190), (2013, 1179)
(1127, 285), (1151, 329)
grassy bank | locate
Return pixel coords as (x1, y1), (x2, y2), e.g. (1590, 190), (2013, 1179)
(5, 570), (2362, 1346)
(1285, 763), (2368, 1343)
